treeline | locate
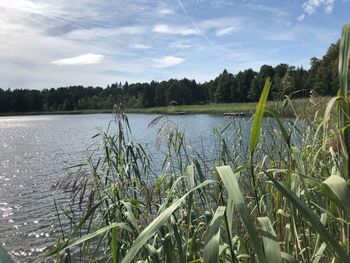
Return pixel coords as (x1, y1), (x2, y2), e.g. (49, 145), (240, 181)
(0, 41), (340, 113)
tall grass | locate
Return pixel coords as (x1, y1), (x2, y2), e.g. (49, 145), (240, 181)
(45, 23), (350, 263)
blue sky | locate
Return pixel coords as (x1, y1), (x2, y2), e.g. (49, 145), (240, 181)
(0, 0), (349, 90)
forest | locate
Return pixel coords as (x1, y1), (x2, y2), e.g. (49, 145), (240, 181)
(0, 41), (339, 113)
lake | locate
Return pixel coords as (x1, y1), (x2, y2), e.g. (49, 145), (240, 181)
(0, 113), (246, 262)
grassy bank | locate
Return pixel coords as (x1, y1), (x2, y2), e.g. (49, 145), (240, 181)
(129, 96), (329, 117)
(0, 97), (329, 117)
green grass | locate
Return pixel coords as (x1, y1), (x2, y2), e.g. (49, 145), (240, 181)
(128, 102), (260, 114)
(128, 96), (329, 118)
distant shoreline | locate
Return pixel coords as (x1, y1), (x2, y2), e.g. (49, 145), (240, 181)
(0, 102), (256, 117)
(0, 98), (327, 117)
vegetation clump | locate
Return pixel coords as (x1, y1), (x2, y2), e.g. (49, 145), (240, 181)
(45, 24), (350, 263)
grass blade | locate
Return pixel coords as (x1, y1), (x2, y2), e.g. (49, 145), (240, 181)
(339, 24), (350, 98)
(266, 172), (350, 261)
(311, 243), (327, 263)
(338, 23), (350, 179)
(121, 179), (215, 263)
(250, 78), (272, 154)
(62, 222), (131, 252)
(320, 174), (350, 218)
(257, 217), (282, 263)
(265, 109), (290, 146)
(216, 166), (265, 263)
(322, 96), (342, 150)
(111, 227), (117, 263)
(204, 206), (226, 263)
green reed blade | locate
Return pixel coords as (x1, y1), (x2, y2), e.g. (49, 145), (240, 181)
(204, 206), (226, 263)
(250, 78), (272, 155)
(320, 174), (350, 218)
(216, 165), (265, 263)
(338, 24), (350, 179)
(121, 180), (215, 263)
(266, 172), (350, 262)
(257, 217), (282, 263)
(63, 222), (131, 253)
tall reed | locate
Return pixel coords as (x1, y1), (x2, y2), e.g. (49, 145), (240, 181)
(44, 23), (350, 263)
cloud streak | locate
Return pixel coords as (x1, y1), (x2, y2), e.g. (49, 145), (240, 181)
(297, 14), (305, 21)
(152, 24), (200, 36)
(152, 56), (185, 68)
(158, 7), (174, 15)
(65, 26), (146, 40)
(52, 53), (104, 65)
(216, 26), (235, 36)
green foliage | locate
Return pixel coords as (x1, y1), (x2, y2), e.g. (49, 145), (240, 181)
(44, 23), (350, 263)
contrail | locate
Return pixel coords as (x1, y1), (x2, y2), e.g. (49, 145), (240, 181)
(176, 0), (237, 56)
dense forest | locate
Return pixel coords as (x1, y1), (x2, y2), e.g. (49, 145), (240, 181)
(0, 41), (339, 113)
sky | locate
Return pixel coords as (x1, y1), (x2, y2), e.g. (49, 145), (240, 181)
(0, 0), (349, 90)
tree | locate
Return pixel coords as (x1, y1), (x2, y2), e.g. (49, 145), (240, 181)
(235, 69), (257, 102)
(155, 81), (167, 106)
(214, 70), (234, 103)
(142, 82), (155, 107)
(270, 63), (289, 100)
(248, 65), (275, 101)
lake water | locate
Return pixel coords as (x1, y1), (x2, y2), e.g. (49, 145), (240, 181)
(0, 113), (243, 262)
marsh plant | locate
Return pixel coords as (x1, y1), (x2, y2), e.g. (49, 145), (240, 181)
(46, 24), (350, 263)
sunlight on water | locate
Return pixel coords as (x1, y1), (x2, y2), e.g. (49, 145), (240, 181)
(0, 113), (230, 261)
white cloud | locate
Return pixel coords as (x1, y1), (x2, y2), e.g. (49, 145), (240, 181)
(66, 26), (146, 40)
(302, 0), (335, 15)
(198, 17), (243, 30)
(297, 14), (305, 21)
(0, 0), (101, 23)
(0, 17), (121, 89)
(152, 24), (200, 36)
(0, 0), (59, 15)
(152, 56), (185, 68)
(152, 19), (242, 37)
(324, 2), (334, 13)
(158, 7), (174, 15)
(216, 26), (235, 36)
(132, 43), (151, 49)
(52, 53), (104, 65)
